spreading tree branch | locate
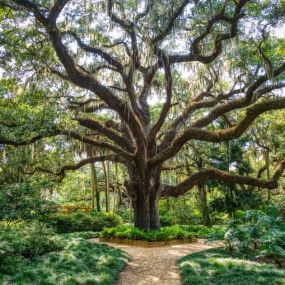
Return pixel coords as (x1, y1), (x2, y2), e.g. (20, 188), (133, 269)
(161, 159), (285, 197)
(151, 97), (285, 165)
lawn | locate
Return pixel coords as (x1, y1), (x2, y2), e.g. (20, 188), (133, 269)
(0, 233), (128, 285)
(179, 248), (285, 285)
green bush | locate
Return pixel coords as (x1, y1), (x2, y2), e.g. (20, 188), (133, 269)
(159, 213), (173, 226)
(48, 211), (123, 233)
(115, 206), (133, 223)
(208, 209), (285, 260)
(182, 224), (224, 238)
(101, 225), (194, 241)
(0, 181), (58, 223)
(0, 222), (63, 274)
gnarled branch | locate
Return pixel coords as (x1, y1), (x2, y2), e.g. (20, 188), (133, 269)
(161, 159), (285, 197)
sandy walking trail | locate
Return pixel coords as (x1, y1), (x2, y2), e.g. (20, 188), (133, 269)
(90, 238), (216, 285)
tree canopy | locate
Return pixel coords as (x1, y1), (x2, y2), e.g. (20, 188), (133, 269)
(1, 0), (285, 229)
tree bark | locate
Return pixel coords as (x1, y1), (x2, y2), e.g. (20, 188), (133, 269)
(102, 161), (110, 212)
(90, 162), (100, 212)
(128, 167), (161, 230)
(265, 150), (271, 201)
(133, 192), (160, 230)
(198, 183), (211, 226)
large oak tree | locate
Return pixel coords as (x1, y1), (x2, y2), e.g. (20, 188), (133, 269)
(1, 0), (285, 229)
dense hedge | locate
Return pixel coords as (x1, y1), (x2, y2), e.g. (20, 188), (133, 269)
(48, 211), (123, 233)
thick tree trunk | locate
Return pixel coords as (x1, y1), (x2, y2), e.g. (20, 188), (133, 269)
(198, 183), (211, 226)
(127, 166), (161, 230)
(125, 141), (162, 230)
(133, 192), (160, 230)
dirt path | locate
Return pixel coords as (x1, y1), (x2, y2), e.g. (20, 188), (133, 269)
(90, 239), (216, 285)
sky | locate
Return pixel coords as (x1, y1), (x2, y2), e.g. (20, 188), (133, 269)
(273, 24), (285, 38)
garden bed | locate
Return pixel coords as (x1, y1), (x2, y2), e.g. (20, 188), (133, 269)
(99, 236), (197, 247)
(100, 224), (201, 246)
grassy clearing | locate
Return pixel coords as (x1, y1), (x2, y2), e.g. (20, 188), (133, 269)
(0, 234), (128, 285)
(179, 248), (285, 285)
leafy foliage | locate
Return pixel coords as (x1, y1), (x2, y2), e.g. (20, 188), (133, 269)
(182, 225), (224, 239)
(101, 225), (196, 241)
(0, 222), (63, 274)
(0, 230), (128, 285)
(48, 212), (122, 233)
(0, 181), (58, 222)
(208, 208), (285, 260)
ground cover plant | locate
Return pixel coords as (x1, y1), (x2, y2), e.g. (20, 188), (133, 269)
(179, 248), (285, 285)
(102, 224), (195, 241)
(0, 222), (64, 274)
(207, 208), (285, 263)
(181, 225), (224, 239)
(101, 224), (224, 241)
(0, 228), (128, 285)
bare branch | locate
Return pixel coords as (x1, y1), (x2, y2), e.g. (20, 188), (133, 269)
(49, 0), (70, 23)
(34, 154), (127, 179)
(151, 0), (190, 44)
(0, 128), (133, 160)
(75, 117), (135, 152)
(149, 57), (173, 141)
(65, 31), (124, 73)
(168, 0), (249, 64)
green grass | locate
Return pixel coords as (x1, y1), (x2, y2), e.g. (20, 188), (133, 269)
(0, 234), (128, 285)
(179, 248), (285, 285)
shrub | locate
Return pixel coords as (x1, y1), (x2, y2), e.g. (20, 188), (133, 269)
(115, 206), (133, 223)
(0, 222), (63, 274)
(208, 209), (285, 261)
(159, 213), (173, 226)
(101, 225), (194, 241)
(182, 224), (224, 238)
(0, 181), (58, 223)
(48, 211), (122, 233)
